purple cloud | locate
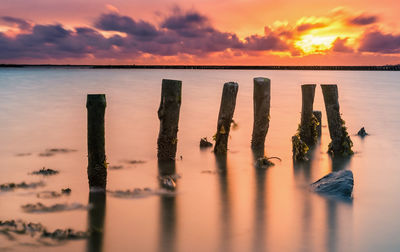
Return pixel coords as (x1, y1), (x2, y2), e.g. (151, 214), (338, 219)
(95, 13), (159, 40)
(358, 30), (400, 54)
(1, 16), (32, 30)
(296, 22), (326, 32)
(348, 14), (378, 26)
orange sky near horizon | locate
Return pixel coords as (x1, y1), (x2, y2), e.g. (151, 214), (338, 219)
(1, 0), (400, 65)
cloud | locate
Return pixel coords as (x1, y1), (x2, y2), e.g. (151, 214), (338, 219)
(95, 13), (159, 40)
(348, 14), (378, 26)
(105, 4), (119, 13)
(0, 24), (122, 60)
(296, 22), (326, 32)
(0, 7), (397, 62)
(358, 30), (400, 54)
(332, 37), (354, 53)
(1, 16), (32, 30)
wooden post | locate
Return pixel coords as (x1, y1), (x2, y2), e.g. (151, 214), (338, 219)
(313, 110), (322, 138)
(321, 84), (353, 156)
(157, 79), (182, 161)
(214, 82), (239, 154)
(86, 94), (107, 190)
(251, 77), (271, 150)
(299, 84), (317, 146)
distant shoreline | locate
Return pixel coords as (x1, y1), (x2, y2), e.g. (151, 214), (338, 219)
(1, 64), (400, 71)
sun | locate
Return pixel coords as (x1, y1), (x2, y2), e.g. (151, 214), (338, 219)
(295, 34), (337, 54)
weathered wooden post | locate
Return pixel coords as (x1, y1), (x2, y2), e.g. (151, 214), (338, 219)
(299, 84), (317, 146)
(157, 79), (182, 161)
(321, 84), (353, 156)
(87, 94), (107, 191)
(251, 77), (271, 150)
(214, 82), (239, 154)
(313, 110), (322, 138)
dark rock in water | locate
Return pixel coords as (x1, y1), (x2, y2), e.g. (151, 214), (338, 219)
(0, 181), (45, 191)
(311, 170), (354, 198)
(357, 127), (368, 137)
(31, 167), (59, 176)
(61, 188), (71, 194)
(200, 137), (213, 148)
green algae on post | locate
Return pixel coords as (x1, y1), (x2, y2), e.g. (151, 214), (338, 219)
(214, 82), (239, 154)
(313, 110), (322, 138)
(321, 85), (353, 156)
(157, 79), (182, 161)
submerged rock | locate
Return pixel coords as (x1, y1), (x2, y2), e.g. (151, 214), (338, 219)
(357, 127), (368, 137)
(21, 202), (87, 213)
(124, 160), (146, 165)
(255, 156), (281, 169)
(31, 167), (59, 176)
(109, 165), (124, 170)
(310, 170), (354, 198)
(200, 137), (213, 148)
(108, 188), (154, 198)
(0, 181), (45, 191)
(36, 188), (71, 199)
(0, 219), (88, 242)
(38, 148), (77, 157)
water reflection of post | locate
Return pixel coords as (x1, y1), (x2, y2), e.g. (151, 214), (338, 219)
(158, 161), (177, 252)
(293, 159), (313, 252)
(325, 156), (352, 252)
(215, 154), (231, 252)
(252, 149), (267, 252)
(86, 192), (106, 252)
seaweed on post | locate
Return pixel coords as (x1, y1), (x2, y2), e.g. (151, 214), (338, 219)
(327, 119), (354, 156)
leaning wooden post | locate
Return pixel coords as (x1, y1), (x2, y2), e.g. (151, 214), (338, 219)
(251, 77), (271, 150)
(313, 111), (322, 138)
(86, 94), (107, 191)
(321, 84), (353, 156)
(157, 79), (182, 161)
(299, 84), (317, 146)
(214, 82), (239, 154)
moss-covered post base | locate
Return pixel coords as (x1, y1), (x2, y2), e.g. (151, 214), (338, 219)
(313, 110), (322, 138)
(157, 79), (182, 161)
(214, 82), (239, 154)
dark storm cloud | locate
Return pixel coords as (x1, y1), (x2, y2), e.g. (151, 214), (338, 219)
(358, 30), (400, 54)
(1, 16), (32, 30)
(348, 14), (378, 26)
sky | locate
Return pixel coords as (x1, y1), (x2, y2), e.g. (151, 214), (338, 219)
(1, 0), (400, 65)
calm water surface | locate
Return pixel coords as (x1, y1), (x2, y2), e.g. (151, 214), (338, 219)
(0, 68), (399, 252)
